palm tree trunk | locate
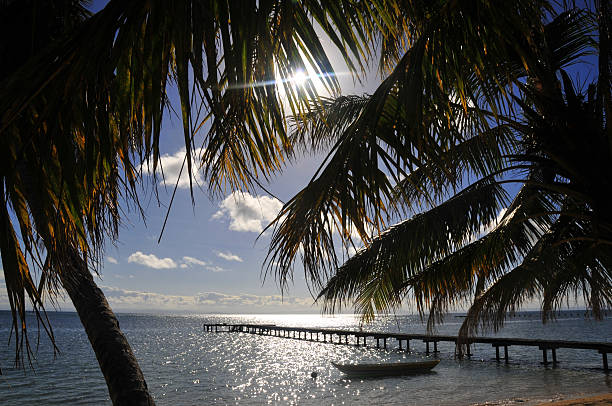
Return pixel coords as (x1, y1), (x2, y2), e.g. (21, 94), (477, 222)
(14, 161), (155, 405)
(60, 250), (155, 405)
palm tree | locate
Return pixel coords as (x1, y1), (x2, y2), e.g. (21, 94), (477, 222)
(266, 0), (611, 343)
(0, 0), (401, 403)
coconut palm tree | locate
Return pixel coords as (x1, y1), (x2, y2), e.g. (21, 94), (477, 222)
(0, 0), (400, 403)
(266, 0), (611, 341)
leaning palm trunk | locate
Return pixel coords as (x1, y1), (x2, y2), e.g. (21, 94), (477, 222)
(60, 251), (155, 405)
(15, 162), (155, 405)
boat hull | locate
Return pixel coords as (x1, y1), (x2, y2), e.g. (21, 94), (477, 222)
(332, 359), (440, 377)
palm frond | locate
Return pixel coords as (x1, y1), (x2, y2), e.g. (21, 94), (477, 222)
(289, 95), (371, 155)
(458, 215), (612, 347)
(391, 124), (517, 211)
(545, 9), (595, 70)
(317, 177), (509, 317)
(329, 172), (558, 326)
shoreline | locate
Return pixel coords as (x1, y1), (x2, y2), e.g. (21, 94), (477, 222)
(474, 392), (612, 405)
(536, 392), (612, 405)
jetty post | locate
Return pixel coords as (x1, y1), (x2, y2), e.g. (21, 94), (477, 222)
(600, 350), (609, 372)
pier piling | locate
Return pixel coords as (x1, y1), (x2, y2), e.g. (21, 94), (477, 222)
(541, 347), (549, 365)
(600, 351), (609, 372)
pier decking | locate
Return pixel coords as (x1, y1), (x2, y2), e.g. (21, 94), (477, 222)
(203, 323), (611, 372)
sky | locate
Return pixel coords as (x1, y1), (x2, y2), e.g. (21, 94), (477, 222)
(0, 1), (382, 315)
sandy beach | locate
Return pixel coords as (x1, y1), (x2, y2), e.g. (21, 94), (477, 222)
(538, 393), (612, 405)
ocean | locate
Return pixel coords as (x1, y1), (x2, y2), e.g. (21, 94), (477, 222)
(0, 311), (610, 405)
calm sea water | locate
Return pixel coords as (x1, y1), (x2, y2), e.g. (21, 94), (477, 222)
(0, 311), (610, 405)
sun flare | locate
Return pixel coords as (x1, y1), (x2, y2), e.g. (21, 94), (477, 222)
(290, 70), (308, 86)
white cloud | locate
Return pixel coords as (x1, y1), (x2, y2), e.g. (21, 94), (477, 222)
(182, 256), (208, 267)
(112, 273), (136, 280)
(212, 191), (283, 233)
(107, 256), (118, 264)
(98, 286), (314, 312)
(216, 251), (243, 262)
(206, 265), (229, 273)
(126, 254), (227, 272)
(127, 251), (177, 269)
(140, 148), (204, 188)
(180, 256), (225, 272)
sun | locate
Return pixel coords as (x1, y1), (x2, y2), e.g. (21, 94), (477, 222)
(291, 70), (308, 86)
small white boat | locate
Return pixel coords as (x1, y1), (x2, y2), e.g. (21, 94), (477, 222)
(332, 359), (440, 377)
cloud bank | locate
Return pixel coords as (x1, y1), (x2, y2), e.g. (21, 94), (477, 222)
(100, 286), (314, 312)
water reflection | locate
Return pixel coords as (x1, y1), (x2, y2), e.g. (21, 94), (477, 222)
(0, 311), (610, 405)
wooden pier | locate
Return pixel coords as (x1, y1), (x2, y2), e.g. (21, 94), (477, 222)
(203, 323), (612, 372)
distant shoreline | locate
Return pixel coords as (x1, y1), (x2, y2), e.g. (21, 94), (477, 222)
(2, 309), (609, 317)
